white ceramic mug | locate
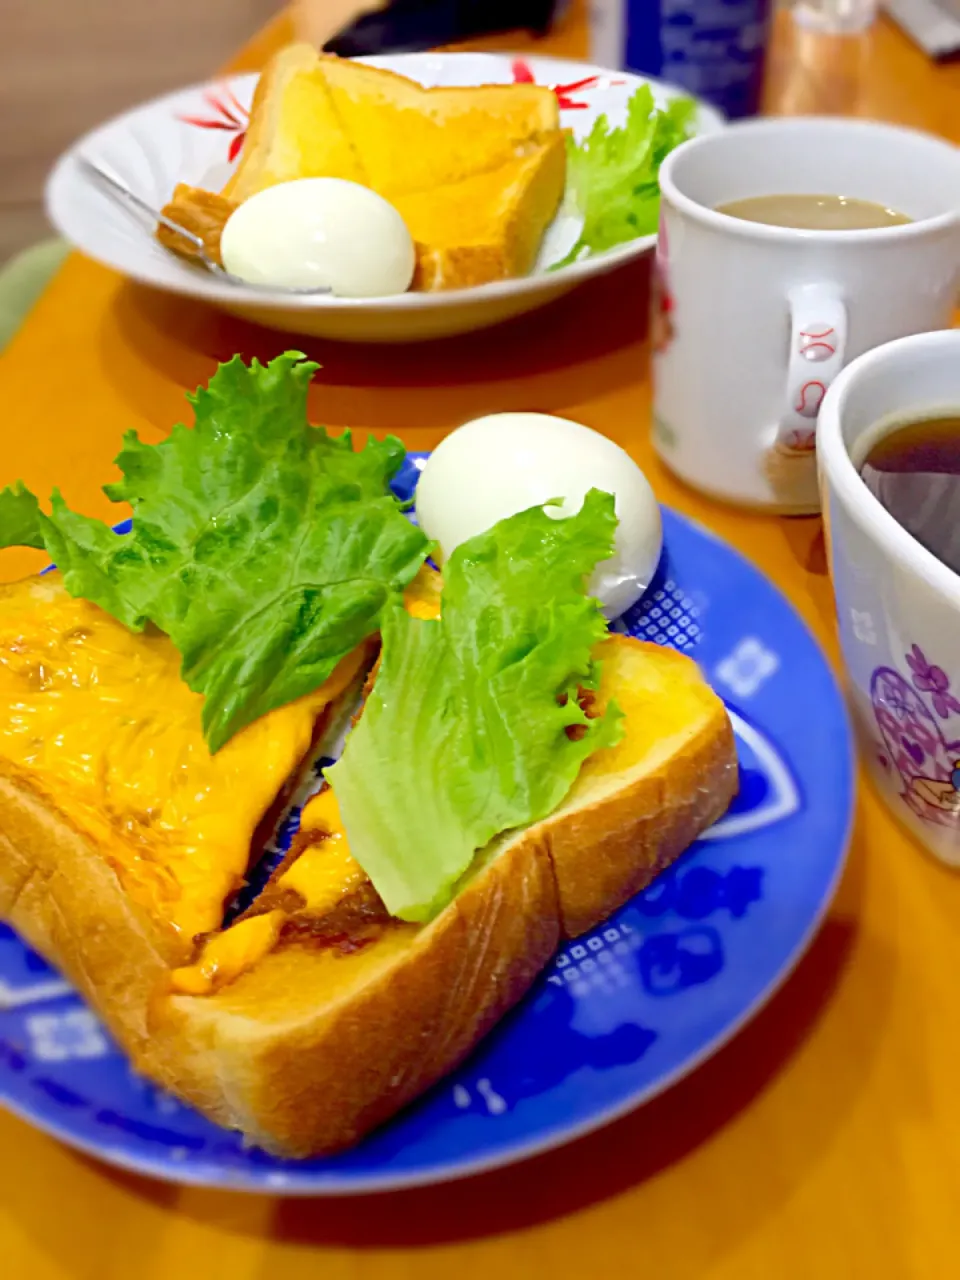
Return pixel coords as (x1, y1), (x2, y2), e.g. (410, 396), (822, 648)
(652, 118), (960, 512)
(818, 329), (960, 865)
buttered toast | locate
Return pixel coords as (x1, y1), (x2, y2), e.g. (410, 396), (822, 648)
(0, 613), (735, 1156)
(225, 46), (560, 203)
(156, 183), (237, 266)
(160, 143), (566, 291)
(398, 133), (567, 290)
(163, 45), (567, 292)
(222, 45), (366, 203)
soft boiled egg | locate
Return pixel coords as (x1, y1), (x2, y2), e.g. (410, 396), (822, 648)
(415, 413), (663, 620)
(220, 177), (416, 297)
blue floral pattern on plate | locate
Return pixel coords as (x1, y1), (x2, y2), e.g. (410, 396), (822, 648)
(0, 455), (854, 1192)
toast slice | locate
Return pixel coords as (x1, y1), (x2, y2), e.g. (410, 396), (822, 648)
(0, 621), (735, 1155)
(157, 149), (566, 291)
(313, 53), (560, 198)
(225, 47), (558, 203)
(397, 133), (566, 290)
(0, 574), (375, 1060)
(203, 45), (565, 291)
(222, 45), (367, 203)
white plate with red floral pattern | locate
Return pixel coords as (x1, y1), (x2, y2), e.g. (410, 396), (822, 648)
(45, 53), (723, 343)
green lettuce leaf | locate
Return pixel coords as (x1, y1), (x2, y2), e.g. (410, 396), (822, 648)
(0, 484), (46, 551)
(0, 352), (429, 751)
(326, 490), (624, 923)
(553, 87), (696, 269)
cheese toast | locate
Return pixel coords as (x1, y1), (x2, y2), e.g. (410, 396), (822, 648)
(0, 573), (374, 1059)
(0, 616), (735, 1155)
(0, 351), (736, 1157)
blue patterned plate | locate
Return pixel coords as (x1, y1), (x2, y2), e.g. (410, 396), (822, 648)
(0, 455), (854, 1192)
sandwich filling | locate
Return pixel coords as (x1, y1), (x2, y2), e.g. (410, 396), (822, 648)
(172, 493), (629, 992)
(169, 631), (657, 996)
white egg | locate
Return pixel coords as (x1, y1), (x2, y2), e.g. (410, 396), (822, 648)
(220, 177), (415, 298)
(415, 413), (663, 620)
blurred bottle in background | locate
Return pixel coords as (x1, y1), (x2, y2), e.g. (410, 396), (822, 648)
(588, 0), (773, 119)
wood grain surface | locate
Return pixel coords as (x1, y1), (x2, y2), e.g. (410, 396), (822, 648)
(0, 0), (283, 262)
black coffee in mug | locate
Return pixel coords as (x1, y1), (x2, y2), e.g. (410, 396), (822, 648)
(859, 415), (960, 575)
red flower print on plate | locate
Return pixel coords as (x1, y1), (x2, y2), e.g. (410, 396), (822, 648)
(510, 59), (624, 110)
(178, 84), (249, 163)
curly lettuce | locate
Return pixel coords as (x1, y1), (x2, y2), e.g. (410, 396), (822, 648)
(327, 491), (624, 922)
(553, 86), (696, 269)
(0, 352), (429, 751)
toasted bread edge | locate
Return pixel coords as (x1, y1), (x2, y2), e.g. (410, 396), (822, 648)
(0, 635), (735, 1157)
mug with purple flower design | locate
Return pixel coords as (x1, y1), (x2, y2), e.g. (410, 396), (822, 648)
(907, 647), (960, 720)
(818, 330), (960, 866)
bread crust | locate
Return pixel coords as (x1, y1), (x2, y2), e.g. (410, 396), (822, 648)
(156, 184), (236, 265)
(0, 769), (178, 1064)
(405, 132), (567, 291)
(0, 635), (736, 1156)
(156, 830), (560, 1154)
(549, 639), (737, 936)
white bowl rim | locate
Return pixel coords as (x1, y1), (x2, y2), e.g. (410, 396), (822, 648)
(46, 51), (725, 313)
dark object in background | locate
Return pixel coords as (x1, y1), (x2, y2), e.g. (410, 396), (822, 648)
(324, 0), (561, 56)
(588, 0), (773, 120)
(327, 0), (775, 123)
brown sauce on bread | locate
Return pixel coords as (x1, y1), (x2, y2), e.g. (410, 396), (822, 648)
(278, 881), (393, 956)
(241, 826), (390, 957)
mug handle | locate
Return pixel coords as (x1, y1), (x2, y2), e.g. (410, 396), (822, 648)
(777, 283), (848, 454)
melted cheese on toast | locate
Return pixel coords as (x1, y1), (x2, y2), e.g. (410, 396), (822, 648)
(172, 620), (655, 996)
(0, 576), (367, 939)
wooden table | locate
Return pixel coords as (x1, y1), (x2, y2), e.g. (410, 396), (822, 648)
(2, 5), (960, 1278)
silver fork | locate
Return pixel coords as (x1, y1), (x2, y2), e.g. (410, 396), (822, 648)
(78, 154), (331, 296)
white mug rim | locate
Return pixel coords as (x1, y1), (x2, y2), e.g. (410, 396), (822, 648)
(659, 116), (960, 246)
(817, 329), (960, 605)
